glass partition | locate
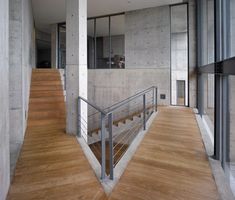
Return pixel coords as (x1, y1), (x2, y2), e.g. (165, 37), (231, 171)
(87, 19), (95, 69)
(110, 15), (125, 69)
(96, 17), (109, 69)
(203, 74), (215, 141)
(58, 24), (66, 69)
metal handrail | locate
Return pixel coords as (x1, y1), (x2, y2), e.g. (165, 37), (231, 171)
(88, 86), (156, 118)
(106, 86), (155, 112)
(77, 86), (158, 181)
(79, 96), (107, 115)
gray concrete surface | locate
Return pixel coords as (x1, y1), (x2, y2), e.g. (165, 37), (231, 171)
(88, 68), (170, 108)
(125, 6), (170, 69)
(188, 0), (197, 108)
(0, 0), (10, 199)
(88, 3), (197, 108)
(66, 0), (88, 136)
(9, 0), (35, 179)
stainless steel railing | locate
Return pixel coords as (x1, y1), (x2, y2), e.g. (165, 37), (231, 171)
(77, 86), (158, 180)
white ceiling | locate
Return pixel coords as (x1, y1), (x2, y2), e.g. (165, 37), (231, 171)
(32, 0), (183, 33)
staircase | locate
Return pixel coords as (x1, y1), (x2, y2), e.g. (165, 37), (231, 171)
(28, 69), (65, 129)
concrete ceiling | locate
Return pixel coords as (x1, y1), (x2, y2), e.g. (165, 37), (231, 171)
(32, 0), (183, 33)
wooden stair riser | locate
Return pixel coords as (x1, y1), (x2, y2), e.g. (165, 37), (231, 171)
(31, 85), (63, 91)
(31, 81), (63, 86)
(29, 102), (65, 111)
(30, 91), (64, 98)
(28, 111), (66, 120)
(28, 119), (65, 127)
(29, 96), (65, 104)
(31, 76), (61, 81)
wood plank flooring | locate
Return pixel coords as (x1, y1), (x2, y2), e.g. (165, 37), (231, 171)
(7, 72), (219, 200)
(109, 107), (219, 200)
(7, 69), (106, 200)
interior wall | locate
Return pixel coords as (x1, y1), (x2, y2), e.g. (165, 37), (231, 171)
(0, 0), (10, 199)
(125, 6), (170, 69)
(9, 0), (36, 177)
(88, 68), (170, 107)
(88, 2), (196, 108)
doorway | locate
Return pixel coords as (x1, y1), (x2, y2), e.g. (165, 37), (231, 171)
(177, 80), (185, 106)
(36, 39), (51, 68)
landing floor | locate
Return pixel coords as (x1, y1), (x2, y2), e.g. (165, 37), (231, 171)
(8, 107), (219, 200)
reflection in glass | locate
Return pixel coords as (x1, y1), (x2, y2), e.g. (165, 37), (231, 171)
(111, 15), (125, 69)
(58, 24), (66, 69)
(96, 17), (109, 69)
(87, 19), (95, 69)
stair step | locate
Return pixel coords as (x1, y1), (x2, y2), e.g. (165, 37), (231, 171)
(28, 118), (65, 127)
(31, 85), (63, 91)
(33, 69), (59, 73)
(31, 81), (62, 86)
(30, 90), (64, 98)
(31, 75), (61, 81)
(29, 96), (64, 103)
(28, 110), (66, 120)
(29, 102), (65, 111)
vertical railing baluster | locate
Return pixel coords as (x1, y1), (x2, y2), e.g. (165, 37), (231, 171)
(155, 87), (158, 112)
(153, 87), (155, 112)
(143, 94), (146, 130)
(78, 98), (81, 137)
(108, 113), (114, 180)
(101, 113), (106, 180)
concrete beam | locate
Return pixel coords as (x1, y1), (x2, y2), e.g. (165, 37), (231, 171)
(66, 0), (87, 137)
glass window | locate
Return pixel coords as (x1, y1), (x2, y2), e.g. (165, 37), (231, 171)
(203, 73), (215, 140)
(58, 24), (66, 69)
(96, 17), (109, 69)
(201, 0), (215, 65)
(87, 19), (95, 69)
(110, 15), (125, 69)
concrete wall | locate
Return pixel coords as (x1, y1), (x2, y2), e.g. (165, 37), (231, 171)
(170, 4), (188, 106)
(125, 6), (170, 69)
(229, 76), (235, 161)
(188, 0), (197, 108)
(9, 0), (36, 177)
(0, 0), (10, 199)
(88, 69), (170, 107)
(229, 0), (235, 162)
(88, 2), (197, 108)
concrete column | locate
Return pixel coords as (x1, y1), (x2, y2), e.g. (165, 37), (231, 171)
(66, 0), (87, 137)
(0, 0), (10, 199)
(51, 24), (58, 68)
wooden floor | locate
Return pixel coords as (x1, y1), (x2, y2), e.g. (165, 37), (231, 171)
(8, 76), (219, 200)
(109, 107), (219, 200)
(7, 69), (106, 200)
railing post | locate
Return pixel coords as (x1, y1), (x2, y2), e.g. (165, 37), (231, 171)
(143, 94), (146, 130)
(77, 98), (81, 137)
(153, 87), (155, 112)
(101, 113), (106, 180)
(108, 113), (114, 180)
(155, 87), (158, 112)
